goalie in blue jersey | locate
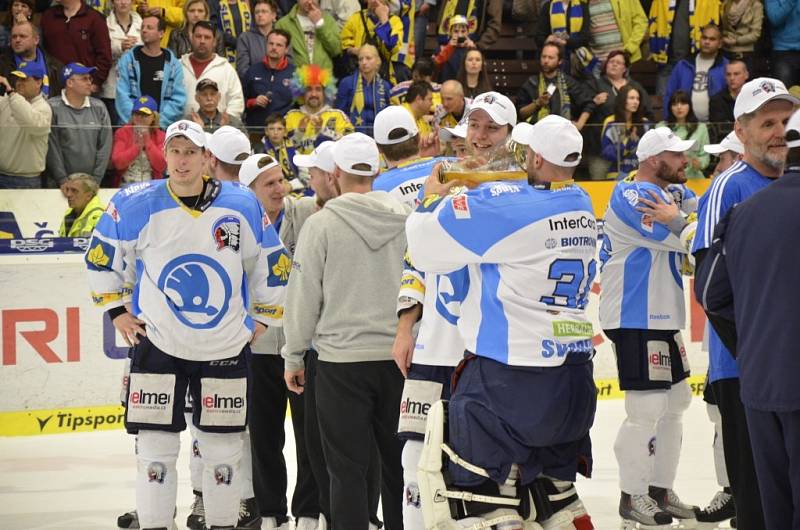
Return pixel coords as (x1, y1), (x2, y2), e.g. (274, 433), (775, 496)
(406, 114), (597, 530)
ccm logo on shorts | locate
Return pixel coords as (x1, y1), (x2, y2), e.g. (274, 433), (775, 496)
(398, 379), (443, 436)
(199, 377), (247, 427)
(126, 373), (176, 425)
(647, 341), (672, 382)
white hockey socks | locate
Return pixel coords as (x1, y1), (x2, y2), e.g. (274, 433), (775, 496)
(197, 430), (243, 528)
(136, 430), (180, 528)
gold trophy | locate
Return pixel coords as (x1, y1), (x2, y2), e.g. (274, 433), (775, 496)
(439, 138), (527, 187)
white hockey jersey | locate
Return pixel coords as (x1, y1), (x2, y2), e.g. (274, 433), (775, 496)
(599, 179), (688, 331)
(397, 253), (468, 367)
(86, 179), (289, 361)
(373, 157), (442, 209)
(406, 181), (597, 367)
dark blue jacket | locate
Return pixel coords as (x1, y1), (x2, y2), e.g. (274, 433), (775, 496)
(663, 53), (728, 120)
(243, 57), (296, 128)
(697, 171), (800, 410)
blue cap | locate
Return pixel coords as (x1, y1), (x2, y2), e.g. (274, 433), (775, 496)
(133, 95), (158, 115)
(61, 62), (97, 82)
(11, 61), (46, 79)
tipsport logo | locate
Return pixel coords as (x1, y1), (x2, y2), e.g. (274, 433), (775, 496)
(158, 254), (232, 329)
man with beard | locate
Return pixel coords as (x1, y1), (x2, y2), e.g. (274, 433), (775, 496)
(690, 77), (798, 530)
(599, 126), (700, 529)
(285, 65), (353, 176)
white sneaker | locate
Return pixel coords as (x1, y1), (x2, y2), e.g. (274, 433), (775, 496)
(296, 517), (319, 530)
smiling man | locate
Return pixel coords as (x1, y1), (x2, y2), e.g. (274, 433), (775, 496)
(691, 76), (799, 530)
(463, 91), (515, 157)
(86, 119), (288, 530)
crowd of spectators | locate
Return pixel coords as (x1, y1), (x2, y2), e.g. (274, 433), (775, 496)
(0, 0), (798, 188)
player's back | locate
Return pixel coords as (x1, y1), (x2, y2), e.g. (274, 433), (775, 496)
(373, 157), (441, 209)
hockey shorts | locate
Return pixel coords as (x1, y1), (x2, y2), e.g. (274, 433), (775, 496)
(124, 335), (250, 434)
(604, 329), (691, 391)
(398, 363), (455, 441)
(447, 354), (596, 488)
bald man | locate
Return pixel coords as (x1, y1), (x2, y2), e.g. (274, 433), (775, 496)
(434, 80), (468, 129)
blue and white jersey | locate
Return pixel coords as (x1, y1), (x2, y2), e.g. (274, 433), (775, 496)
(398, 253), (468, 367)
(86, 179), (289, 362)
(692, 160), (774, 382)
(599, 179), (688, 331)
(666, 183), (698, 215)
(373, 157), (441, 209)
(406, 181), (597, 367)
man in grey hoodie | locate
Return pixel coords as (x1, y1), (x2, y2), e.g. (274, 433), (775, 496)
(282, 132), (410, 530)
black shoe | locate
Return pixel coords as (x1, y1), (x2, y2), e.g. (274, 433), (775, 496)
(695, 489), (735, 524)
(187, 491), (205, 530)
(235, 497), (262, 529)
(117, 510), (139, 529)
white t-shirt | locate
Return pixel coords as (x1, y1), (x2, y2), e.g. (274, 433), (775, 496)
(691, 55), (714, 121)
(296, 14), (316, 64)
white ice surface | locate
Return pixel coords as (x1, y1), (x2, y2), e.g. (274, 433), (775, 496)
(0, 398), (732, 529)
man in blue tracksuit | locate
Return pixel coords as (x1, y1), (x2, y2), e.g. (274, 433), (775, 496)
(663, 23), (727, 121)
(692, 77), (798, 530)
(696, 108), (800, 530)
(242, 29), (295, 129)
(115, 14), (186, 128)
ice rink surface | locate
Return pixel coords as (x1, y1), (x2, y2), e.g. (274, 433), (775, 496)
(0, 397), (737, 530)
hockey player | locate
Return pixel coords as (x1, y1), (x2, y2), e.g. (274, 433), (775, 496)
(282, 133), (409, 530)
(239, 154), (321, 530)
(373, 105), (442, 209)
(205, 125), (252, 181)
(464, 91), (516, 157)
(407, 115), (597, 530)
(599, 127), (700, 529)
(703, 131), (744, 178)
(692, 77), (798, 530)
(87, 119), (288, 530)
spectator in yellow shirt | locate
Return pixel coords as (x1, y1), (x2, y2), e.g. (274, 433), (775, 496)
(58, 173), (105, 237)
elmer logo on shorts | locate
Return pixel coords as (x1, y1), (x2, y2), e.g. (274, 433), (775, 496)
(452, 195), (470, 219)
(126, 373), (176, 425)
(647, 341), (672, 382)
(199, 378), (247, 427)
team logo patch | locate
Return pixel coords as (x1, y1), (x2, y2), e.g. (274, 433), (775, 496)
(648, 436), (656, 456)
(158, 254), (232, 329)
(759, 80), (776, 94)
(545, 238), (558, 249)
(85, 237), (115, 271)
(452, 195), (470, 219)
(192, 439), (201, 458)
(267, 250), (292, 286)
(214, 464), (233, 485)
(147, 462), (166, 483)
(405, 483), (421, 508)
(212, 215), (241, 252)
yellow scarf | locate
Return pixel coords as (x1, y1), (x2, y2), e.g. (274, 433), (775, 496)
(648, 0), (720, 64)
(549, 0), (584, 37)
(219, 0), (252, 63)
(350, 73), (388, 126)
(437, 0), (478, 37)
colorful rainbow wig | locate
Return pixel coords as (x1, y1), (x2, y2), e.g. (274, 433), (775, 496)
(290, 64), (337, 104)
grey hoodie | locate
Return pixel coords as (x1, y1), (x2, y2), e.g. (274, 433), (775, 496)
(282, 190), (411, 372)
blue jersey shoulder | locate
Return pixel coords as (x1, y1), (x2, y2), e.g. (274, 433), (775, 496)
(374, 157), (441, 192)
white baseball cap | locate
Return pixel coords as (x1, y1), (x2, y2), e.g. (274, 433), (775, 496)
(439, 122), (468, 142)
(733, 77), (799, 120)
(208, 126), (252, 164)
(636, 127), (696, 161)
(704, 131), (745, 155)
(511, 115), (583, 167)
(331, 133), (381, 177)
(239, 153), (281, 187)
(467, 91), (517, 127)
(787, 108), (800, 149)
(293, 141), (336, 173)
(165, 120), (206, 148)
(374, 106), (419, 145)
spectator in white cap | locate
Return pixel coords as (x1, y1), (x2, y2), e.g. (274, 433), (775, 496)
(294, 140), (338, 207)
(281, 130), (409, 530)
(372, 105), (442, 208)
(464, 91), (516, 157)
(206, 125), (251, 181)
(511, 114), (583, 185)
(690, 76), (800, 530)
(703, 130), (744, 176)
(238, 152), (321, 530)
(598, 124), (700, 529)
